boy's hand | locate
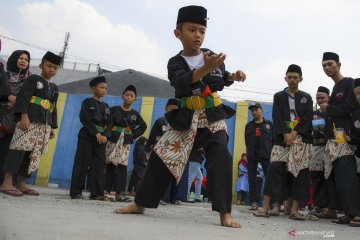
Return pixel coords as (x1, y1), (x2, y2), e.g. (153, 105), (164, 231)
(203, 51), (226, 73)
(19, 114), (30, 130)
(8, 95), (16, 105)
(95, 133), (103, 144)
(49, 129), (56, 139)
(289, 130), (297, 140)
(101, 136), (108, 144)
(228, 70), (246, 82)
(283, 133), (292, 146)
(345, 135), (351, 142)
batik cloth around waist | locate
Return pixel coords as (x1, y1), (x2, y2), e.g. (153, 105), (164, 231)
(153, 109), (227, 184)
(270, 135), (311, 177)
(9, 122), (51, 174)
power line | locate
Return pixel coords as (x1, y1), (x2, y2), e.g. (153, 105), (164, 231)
(0, 33), (127, 71)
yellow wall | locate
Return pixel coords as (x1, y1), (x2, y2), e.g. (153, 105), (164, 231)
(232, 101), (249, 203)
(35, 92), (67, 186)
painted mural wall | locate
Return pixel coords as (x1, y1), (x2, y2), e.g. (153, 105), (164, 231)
(28, 93), (273, 202)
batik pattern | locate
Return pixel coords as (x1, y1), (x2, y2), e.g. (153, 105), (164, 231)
(9, 122), (51, 174)
(270, 135), (311, 177)
(154, 109), (227, 184)
(324, 140), (354, 179)
(106, 131), (130, 166)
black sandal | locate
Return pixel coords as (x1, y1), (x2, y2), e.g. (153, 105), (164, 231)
(332, 216), (351, 225)
(253, 210), (270, 218)
(89, 195), (112, 201)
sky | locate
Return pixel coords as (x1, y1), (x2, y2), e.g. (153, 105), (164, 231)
(1, 0), (360, 102)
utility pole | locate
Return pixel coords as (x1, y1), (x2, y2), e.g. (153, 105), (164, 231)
(60, 32), (70, 68)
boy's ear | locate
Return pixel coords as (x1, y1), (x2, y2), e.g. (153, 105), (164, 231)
(174, 29), (181, 39)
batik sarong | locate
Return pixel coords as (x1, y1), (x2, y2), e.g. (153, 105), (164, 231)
(154, 109), (227, 183)
(106, 131), (130, 166)
(9, 122), (51, 174)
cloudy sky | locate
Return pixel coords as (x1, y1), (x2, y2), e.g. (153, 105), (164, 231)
(1, 0), (360, 102)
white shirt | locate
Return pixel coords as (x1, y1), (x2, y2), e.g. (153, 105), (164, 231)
(182, 52), (205, 70)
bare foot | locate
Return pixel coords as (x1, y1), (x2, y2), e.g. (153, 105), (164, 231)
(0, 184), (14, 191)
(220, 212), (241, 228)
(16, 185), (32, 192)
(114, 203), (145, 214)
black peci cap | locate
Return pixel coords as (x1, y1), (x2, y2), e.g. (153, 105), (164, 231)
(177, 5), (208, 27)
(317, 86), (330, 95)
(166, 98), (179, 107)
(89, 75), (106, 87)
(42, 51), (62, 66)
(322, 52), (339, 62)
(123, 85), (137, 96)
(286, 64), (302, 77)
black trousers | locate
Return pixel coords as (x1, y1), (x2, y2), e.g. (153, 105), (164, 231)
(327, 155), (360, 217)
(127, 169), (138, 192)
(310, 171), (328, 209)
(248, 157), (269, 204)
(264, 162), (310, 204)
(104, 163), (127, 194)
(0, 134), (17, 183)
(70, 137), (106, 197)
(162, 178), (179, 203)
(2, 149), (31, 178)
(135, 129), (233, 212)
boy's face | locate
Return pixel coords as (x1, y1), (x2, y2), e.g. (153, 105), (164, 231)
(354, 86), (360, 104)
(250, 107), (262, 119)
(92, 82), (107, 97)
(40, 60), (60, 79)
(122, 90), (136, 105)
(166, 104), (178, 112)
(316, 92), (329, 105)
(174, 22), (206, 53)
(322, 60), (340, 77)
(285, 72), (302, 88)
(17, 53), (29, 70)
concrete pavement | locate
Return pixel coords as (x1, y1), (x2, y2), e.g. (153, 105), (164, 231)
(0, 186), (358, 240)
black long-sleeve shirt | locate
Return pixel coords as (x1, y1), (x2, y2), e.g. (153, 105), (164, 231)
(165, 48), (235, 131)
(78, 97), (112, 140)
(272, 88), (313, 145)
(245, 118), (274, 160)
(145, 116), (167, 152)
(349, 108), (360, 152)
(14, 75), (58, 128)
(0, 63), (8, 102)
(108, 106), (147, 144)
(325, 78), (359, 139)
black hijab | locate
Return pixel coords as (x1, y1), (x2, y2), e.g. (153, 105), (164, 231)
(6, 50), (31, 74)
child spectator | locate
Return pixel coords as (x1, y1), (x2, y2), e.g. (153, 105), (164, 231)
(69, 75), (112, 201)
(235, 153), (249, 205)
(0, 51), (61, 197)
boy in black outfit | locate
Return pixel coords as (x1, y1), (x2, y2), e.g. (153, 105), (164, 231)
(254, 64), (313, 220)
(116, 5), (246, 228)
(320, 52), (360, 225)
(70, 76), (112, 200)
(104, 85), (147, 202)
(0, 51), (61, 197)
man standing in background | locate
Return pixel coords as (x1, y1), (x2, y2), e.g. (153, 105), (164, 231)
(245, 103), (273, 210)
